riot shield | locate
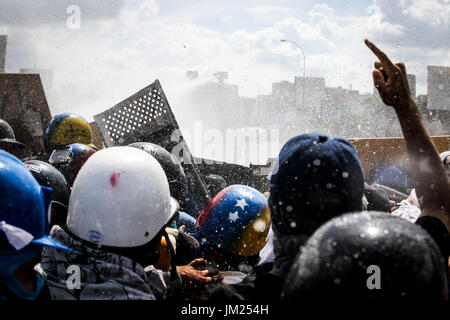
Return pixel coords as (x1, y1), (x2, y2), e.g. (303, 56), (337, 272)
(0, 73), (52, 159)
(93, 79), (211, 208)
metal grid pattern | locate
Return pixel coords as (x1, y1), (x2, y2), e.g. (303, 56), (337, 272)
(93, 80), (210, 208)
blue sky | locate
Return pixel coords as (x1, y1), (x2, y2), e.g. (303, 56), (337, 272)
(0, 0), (449, 122)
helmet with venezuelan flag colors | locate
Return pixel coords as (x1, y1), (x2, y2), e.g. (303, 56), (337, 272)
(196, 185), (270, 256)
(44, 113), (96, 152)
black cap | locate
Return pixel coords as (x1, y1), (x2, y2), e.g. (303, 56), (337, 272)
(269, 132), (364, 237)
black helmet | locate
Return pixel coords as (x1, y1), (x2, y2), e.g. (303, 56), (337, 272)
(24, 160), (70, 210)
(0, 119), (25, 147)
(282, 211), (448, 300)
(128, 142), (188, 200)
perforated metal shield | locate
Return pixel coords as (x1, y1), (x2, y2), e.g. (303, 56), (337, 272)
(93, 80), (210, 209)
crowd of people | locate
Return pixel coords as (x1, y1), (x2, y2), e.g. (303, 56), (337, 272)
(0, 39), (449, 300)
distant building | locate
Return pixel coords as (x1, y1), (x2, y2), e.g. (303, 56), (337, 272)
(407, 74), (416, 97)
(427, 65), (450, 111)
(294, 76), (326, 114)
(186, 76), (241, 130)
(240, 96), (257, 125)
(324, 86), (362, 114)
(255, 94), (274, 126)
(184, 66), (449, 147)
(186, 70), (199, 80)
(213, 71), (228, 84)
(272, 80), (295, 125)
(0, 35), (6, 73)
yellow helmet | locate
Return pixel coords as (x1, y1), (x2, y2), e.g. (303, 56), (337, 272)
(44, 113), (96, 151)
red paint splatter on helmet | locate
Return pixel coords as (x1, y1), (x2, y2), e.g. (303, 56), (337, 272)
(110, 172), (121, 188)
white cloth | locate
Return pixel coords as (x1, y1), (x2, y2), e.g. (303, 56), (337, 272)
(391, 189), (421, 223)
(0, 221), (34, 250)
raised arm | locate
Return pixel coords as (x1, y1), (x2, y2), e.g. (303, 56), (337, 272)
(365, 39), (450, 233)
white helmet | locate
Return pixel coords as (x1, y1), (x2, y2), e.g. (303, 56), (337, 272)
(67, 146), (179, 248)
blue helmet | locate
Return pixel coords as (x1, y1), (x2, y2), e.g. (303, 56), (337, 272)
(0, 150), (69, 251)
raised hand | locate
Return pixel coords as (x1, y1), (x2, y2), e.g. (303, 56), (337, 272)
(364, 39), (414, 109)
(365, 39), (450, 233)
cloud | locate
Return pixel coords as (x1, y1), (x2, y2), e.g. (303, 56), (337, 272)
(368, 0), (450, 48)
(246, 6), (293, 16)
(0, 0), (448, 125)
(0, 0), (125, 26)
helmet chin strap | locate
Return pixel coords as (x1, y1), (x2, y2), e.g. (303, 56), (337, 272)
(161, 229), (177, 281)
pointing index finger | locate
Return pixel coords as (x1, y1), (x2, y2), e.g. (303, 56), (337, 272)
(364, 39), (396, 72)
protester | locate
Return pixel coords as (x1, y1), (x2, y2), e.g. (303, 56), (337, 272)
(281, 40), (450, 300)
(40, 147), (184, 299)
(40, 146), (221, 300)
(282, 211), (448, 300)
(268, 131), (366, 293)
(365, 38), (449, 256)
(208, 126), (366, 301)
(0, 150), (70, 300)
